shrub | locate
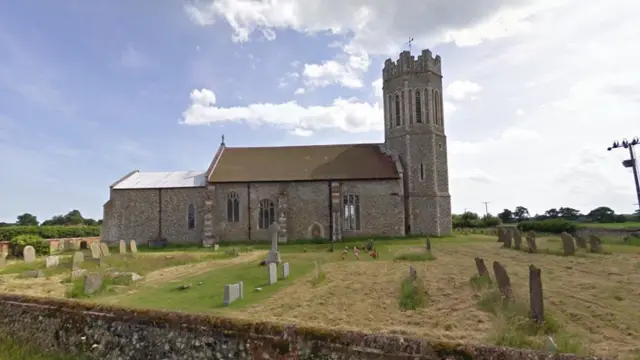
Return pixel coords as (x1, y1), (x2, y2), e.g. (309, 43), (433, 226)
(518, 219), (576, 234)
(0, 225), (100, 241)
(10, 234), (50, 256)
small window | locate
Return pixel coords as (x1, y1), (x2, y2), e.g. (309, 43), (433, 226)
(438, 143), (443, 150)
(226, 191), (240, 222)
(434, 91), (441, 126)
(415, 90), (422, 123)
(395, 94), (401, 127)
(187, 204), (195, 230)
(408, 89), (413, 124)
(420, 163), (425, 181)
(258, 199), (275, 229)
(343, 194), (361, 231)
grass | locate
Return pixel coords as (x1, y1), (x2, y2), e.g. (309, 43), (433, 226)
(0, 335), (84, 360)
(394, 250), (437, 262)
(398, 276), (426, 310)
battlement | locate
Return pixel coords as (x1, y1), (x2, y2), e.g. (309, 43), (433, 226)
(382, 49), (441, 80)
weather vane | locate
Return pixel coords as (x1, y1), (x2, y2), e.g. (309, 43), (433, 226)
(221, 134), (225, 145)
(407, 37), (414, 52)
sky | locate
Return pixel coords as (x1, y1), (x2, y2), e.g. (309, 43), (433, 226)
(1, 0), (639, 223)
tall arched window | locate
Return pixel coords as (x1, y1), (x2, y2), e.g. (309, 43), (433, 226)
(415, 90), (422, 123)
(434, 90), (440, 125)
(387, 95), (393, 129)
(187, 204), (195, 230)
(394, 94), (401, 127)
(420, 163), (425, 181)
(226, 191), (239, 222)
(258, 199), (275, 229)
(408, 89), (413, 124)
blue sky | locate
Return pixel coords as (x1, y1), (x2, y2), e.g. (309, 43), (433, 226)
(1, 0), (639, 222)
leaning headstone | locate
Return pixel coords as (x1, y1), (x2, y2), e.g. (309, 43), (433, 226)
(89, 243), (101, 259)
(21, 270), (44, 278)
(526, 234), (537, 253)
(23, 245), (36, 264)
(119, 240), (127, 254)
(529, 265), (544, 324)
(84, 273), (103, 295)
(492, 261), (514, 301)
(588, 235), (603, 253)
(574, 234), (588, 249)
(474, 257), (490, 278)
(129, 240), (138, 256)
(512, 229), (522, 250)
(500, 229), (512, 249)
(45, 255), (60, 268)
(282, 262), (290, 279)
(409, 265), (417, 280)
(560, 233), (576, 256)
(268, 262), (278, 285)
(497, 228), (504, 242)
(266, 222), (281, 264)
(223, 283), (241, 306)
(70, 268), (87, 280)
(99, 243), (111, 257)
(72, 251), (84, 269)
(425, 237), (431, 251)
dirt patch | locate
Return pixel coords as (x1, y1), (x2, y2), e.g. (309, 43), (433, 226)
(225, 241), (640, 359)
(0, 273), (69, 299)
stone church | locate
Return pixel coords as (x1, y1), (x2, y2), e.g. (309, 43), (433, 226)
(101, 49), (452, 245)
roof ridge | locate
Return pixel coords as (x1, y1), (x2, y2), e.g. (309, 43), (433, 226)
(226, 143), (382, 150)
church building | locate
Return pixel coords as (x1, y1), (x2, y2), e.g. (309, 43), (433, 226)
(100, 49), (452, 245)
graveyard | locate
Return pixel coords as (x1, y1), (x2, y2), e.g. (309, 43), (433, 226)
(1, 231), (639, 359)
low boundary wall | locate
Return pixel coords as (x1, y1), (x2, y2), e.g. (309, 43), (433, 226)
(0, 294), (607, 360)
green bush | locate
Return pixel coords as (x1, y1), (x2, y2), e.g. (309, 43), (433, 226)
(10, 234), (50, 256)
(0, 225), (100, 241)
(518, 219), (576, 234)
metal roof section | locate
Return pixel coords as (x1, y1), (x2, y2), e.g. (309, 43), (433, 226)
(113, 171), (207, 189)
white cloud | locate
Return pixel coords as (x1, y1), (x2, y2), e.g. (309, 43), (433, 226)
(446, 80), (482, 101)
(293, 88), (305, 95)
(120, 44), (150, 68)
(515, 108), (525, 116)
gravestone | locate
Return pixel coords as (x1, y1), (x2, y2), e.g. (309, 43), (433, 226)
(223, 282), (244, 306)
(474, 257), (490, 278)
(560, 233), (576, 256)
(84, 273), (103, 295)
(266, 222), (281, 264)
(45, 255), (59, 268)
(492, 261), (514, 301)
(425, 237), (431, 251)
(89, 243), (101, 259)
(72, 251), (84, 269)
(588, 235), (603, 253)
(409, 265), (417, 280)
(282, 262), (290, 279)
(529, 264), (544, 324)
(71, 268), (87, 280)
(232, 247), (239, 257)
(23, 245), (36, 264)
(268, 262), (278, 285)
(119, 240), (127, 254)
(213, 244), (219, 251)
(574, 234), (588, 249)
(99, 243), (111, 257)
(526, 234), (537, 253)
(129, 240), (138, 255)
(497, 228), (504, 242)
(513, 229), (522, 250)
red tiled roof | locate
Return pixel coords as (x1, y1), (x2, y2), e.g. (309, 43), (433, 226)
(208, 143), (399, 182)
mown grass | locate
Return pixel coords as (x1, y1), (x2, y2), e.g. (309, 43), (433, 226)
(0, 335), (84, 360)
(394, 251), (437, 262)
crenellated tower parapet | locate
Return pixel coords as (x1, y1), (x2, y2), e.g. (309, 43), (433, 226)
(382, 49), (441, 81)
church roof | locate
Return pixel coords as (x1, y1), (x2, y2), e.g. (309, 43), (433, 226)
(113, 171), (207, 189)
(208, 143), (399, 183)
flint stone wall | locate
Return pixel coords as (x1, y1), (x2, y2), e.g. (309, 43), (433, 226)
(0, 294), (607, 360)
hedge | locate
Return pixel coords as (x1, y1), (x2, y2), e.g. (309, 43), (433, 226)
(517, 219), (577, 234)
(11, 234), (50, 256)
(0, 225), (100, 242)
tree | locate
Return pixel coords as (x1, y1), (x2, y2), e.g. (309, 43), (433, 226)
(586, 206), (615, 223)
(513, 206), (530, 222)
(544, 208), (560, 219)
(558, 207), (580, 220)
(16, 213), (39, 226)
(498, 209), (514, 223)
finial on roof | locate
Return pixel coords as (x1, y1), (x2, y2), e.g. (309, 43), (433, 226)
(221, 134), (225, 146)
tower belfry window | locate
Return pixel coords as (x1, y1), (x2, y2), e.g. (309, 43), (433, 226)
(420, 163), (425, 181)
(415, 90), (422, 123)
(395, 94), (401, 126)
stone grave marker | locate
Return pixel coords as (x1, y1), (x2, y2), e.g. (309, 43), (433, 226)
(492, 261), (514, 301)
(21, 270), (44, 278)
(84, 273), (103, 295)
(513, 229), (522, 250)
(526, 234), (537, 253)
(268, 262), (278, 285)
(0, 252), (7, 267)
(232, 247), (239, 257)
(129, 240), (138, 256)
(71, 268), (87, 280)
(119, 240), (127, 254)
(45, 255), (59, 268)
(425, 237), (431, 251)
(409, 265), (417, 280)
(474, 257), (490, 278)
(574, 234), (588, 249)
(267, 222), (281, 264)
(72, 251), (84, 269)
(213, 244), (219, 251)
(100, 243), (111, 257)
(23, 245), (36, 264)
(282, 262), (290, 279)
(529, 264), (544, 324)
(501, 229), (513, 249)
(496, 227), (504, 242)
(223, 281), (244, 306)
(588, 235), (603, 253)
(89, 243), (101, 259)
(560, 232), (576, 256)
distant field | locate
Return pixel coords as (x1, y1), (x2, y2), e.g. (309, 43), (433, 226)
(576, 221), (640, 230)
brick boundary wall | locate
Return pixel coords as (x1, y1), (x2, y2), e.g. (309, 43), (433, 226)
(0, 294), (609, 360)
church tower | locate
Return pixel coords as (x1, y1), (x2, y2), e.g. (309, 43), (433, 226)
(382, 49), (452, 236)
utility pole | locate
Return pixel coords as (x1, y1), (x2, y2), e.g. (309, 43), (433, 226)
(481, 201), (491, 217)
(607, 137), (640, 213)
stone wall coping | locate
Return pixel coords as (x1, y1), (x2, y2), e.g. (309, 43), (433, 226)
(0, 293), (609, 359)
